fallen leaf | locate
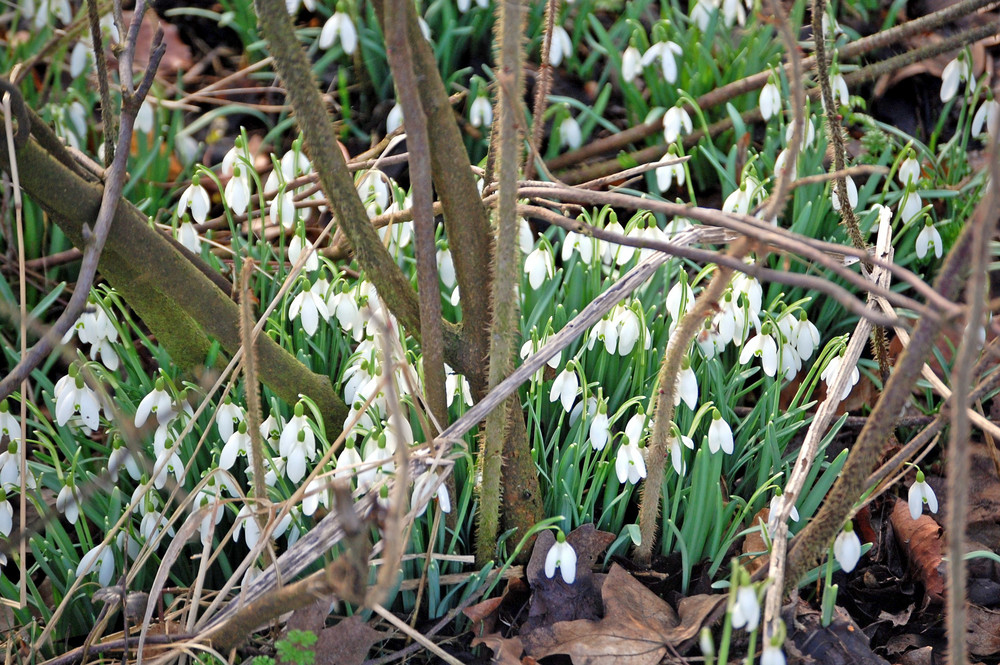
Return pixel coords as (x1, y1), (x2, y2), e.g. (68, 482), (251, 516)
(283, 601), (381, 665)
(786, 602), (890, 665)
(967, 604), (1000, 656)
(471, 633), (525, 665)
(522, 564), (683, 665)
(889, 497), (945, 604)
(742, 508), (770, 577)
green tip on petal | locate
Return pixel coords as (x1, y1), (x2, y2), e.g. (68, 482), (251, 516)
(555, 529), (566, 543)
(916, 469), (925, 482)
(295, 402), (305, 417)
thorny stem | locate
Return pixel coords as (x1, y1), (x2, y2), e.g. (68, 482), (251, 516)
(524, 0), (558, 181)
(636, 240), (746, 565)
(384, 0), (448, 427)
(477, 0), (528, 565)
(86, 0), (115, 166)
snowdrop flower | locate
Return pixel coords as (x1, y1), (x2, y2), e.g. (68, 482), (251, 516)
(773, 148), (796, 182)
(520, 335), (562, 382)
(319, 9), (358, 54)
(0, 490), (10, 537)
(707, 409), (734, 455)
(57, 480), (82, 524)
(177, 218), (202, 254)
(940, 52), (971, 103)
(289, 280), (331, 335)
(70, 41), (93, 78)
(899, 186), (923, 226)
(601, 217), (635, 266)
(177, 175), (211, 224)
(135, 378), (173, 428)
(588, 317), (619, 355)
(412, 469), (451, 516)
(898, 153), (921, 187)
(666, 279), (694, 323)
(675, 358), (698, 409)
(457, 0), (489, 11)
(614, 304), (647, 355)
(558, 113), (582, 151)
(616, 438), (647, 484)
(545, 530), (577, 583)
(740, 324), (779, 377)
(908, 469), (938, 520)
(358, 433), (394, 491)
(0, 400), (20, 448)
(469, 94), (493, 128)
(915, 219), (942, 259)
(589, 400), (610, 451)
(286, 0), (316, 12)
(830, 70), (849, 108)
(357, 169), (392, 217)
(721, 0), (745, 27)
(561, 230), (596, 264)
(280, 402), (317, 483)
(108, 438), (141, 482)
(216, 397), (245, 443)
(641, 39), (683, 84)
(972, 97), (1000, 137)
(655, 151), (686, 192)
(55, 370), (100, 431)
(723, 173), (764, 215)
(524, 245), (555, 289)
(831, 175), (858, 212)
(445, 363), (474, 408)
(219, 421), (252, 470)
(621, 44), (642, 83)
(730, 585), (760, 631)
(820, 350), (860, 401)
(289, 231), (319, 272)
(663, 104), (693, 144)
(791, 312), (820, 360)
(548, 25), (573, 67)
(549, 364), (579, 413)
(668, 427), (694, 474)
(151, 445), (184, 490)
(761, 644), (786, 665)
(336, 439), (363, 479)
(225, 166), (251, 217)
(386, 102), (403, 134)
(769, 489), (800, 525)
(270, 189), (298, 229)
(77, 542), (115, 586)
(834, 523), (861, 572)
(759, 78), (781, 121)
(624, 410), (648, 448)
(786, 116), (817, 149)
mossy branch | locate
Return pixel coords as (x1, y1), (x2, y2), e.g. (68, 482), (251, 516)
(0, 105), (348, 437)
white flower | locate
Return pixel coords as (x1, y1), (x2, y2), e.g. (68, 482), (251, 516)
(225, 167), (251, 217)
(656, 152), (686, 192)
(834, 525), (862, 572)
(70, 41), (93, 78)
(545, 532), (577, 583)
(216, 399), (245, 443)
(663, 105), (693, 144)
(707, 411), (734, 454)
(769, 492), (800, 524)
(668, 430), (694, 474)
(279, 405), (317, 484)
(412, 469), (451, 516)
(151, 445), (184, 490)
(972, 98), (1000, 137)
(830, 72), (849, 107)
(0, 400), (21, 448)
(588, 317), (619, 355)
(616, 440), (647, 485)
(357, 169), (391, 216)
(908, 470), (938, 520)
(57, 482), (82, 524)
(177, 176), (211, 224)
(675, 362), (698, 409)
(739, 327), (779, 377)
(666, 280), (694, 322)
(178, 221), (202, 254)
(219, 422), (252, 470)
(759, 80), (781, 121)
(831, 175), (858, 212)
(549, 365), (579, 413)
(55, 373), (100, 431)
(77, 543), (115, 586)
(561, 230), (596, 264)
(336, 441), (363, 478)
(940, 53), (971, 103)
(641, 40), (683, 84)
(791, 315), (820, 360)
(445, 363), (474, 407)
(601, 219), (634, 266)
(524, 246), (555, 289)
(621, 45), (642, 83)
(761, 644), (786, 665)
(773, 149), (796, 181)
(558, 114), (582, 151)
(915, 221), (942, 259)
(319, 11), (358, 54)
(820, 352), (860, 401)
(730, 586), (760, 631)
(614, 305), (645, 356)
(624, 411), (647, 447)
(900, 187), (923, 226)
(289, 233), (319, 272)
(469, 95), (492, 127)
(721, 0), (745, 26)
(135, 379), (173, 428)
(108, 440), (141, 482)
(549, 25), (573, 67)
(691, 0), (716, 31)
(358, 435), (394, 491)
(289, 281), (332, 335)
(386, 103), (403, 134)
(898, 155), (921, 187)
(589, 403), (610, 451)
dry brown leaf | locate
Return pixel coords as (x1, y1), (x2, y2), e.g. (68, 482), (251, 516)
(967, 604), (1000, 656)
(742, 508), (770, 577)
(522, 564), (683, 665)
(890, 496), (945, 604)
(471, 633), (526, 665)
(283, 602), (381, 665)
